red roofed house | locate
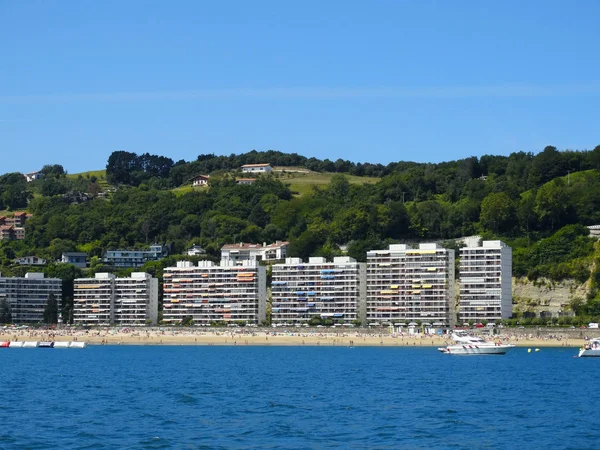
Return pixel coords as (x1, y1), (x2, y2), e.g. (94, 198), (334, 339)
(0, 212), (30, 240)
(191, 174), (210, 187)
(0, 226), (15, 240)
(9, 211), (28, 227)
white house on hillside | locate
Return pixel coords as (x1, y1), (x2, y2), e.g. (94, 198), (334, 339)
(241, 163), (272, 174)
(24, 171), (43, 182)
(221, 241), (289, 264)
(187, 245), (206, 256)
(191, 175), (210, 187)
(14, 256), (47, 266)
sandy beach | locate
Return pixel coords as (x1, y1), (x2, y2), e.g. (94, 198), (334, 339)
(0, 327), (588, 348)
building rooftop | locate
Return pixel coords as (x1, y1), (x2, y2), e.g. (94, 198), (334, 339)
(221, 241), (289, 251)
(241, 163), (271, 168)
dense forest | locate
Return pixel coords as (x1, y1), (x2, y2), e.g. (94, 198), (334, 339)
(2, 145), (600, 321)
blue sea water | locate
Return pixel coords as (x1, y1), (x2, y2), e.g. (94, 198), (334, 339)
(0, 346), (598, 449)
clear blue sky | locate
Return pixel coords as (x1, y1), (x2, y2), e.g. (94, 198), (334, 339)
(1, 0), (599, 174)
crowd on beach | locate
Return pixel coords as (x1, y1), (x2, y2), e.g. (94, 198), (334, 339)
(0, 325), (593, 347)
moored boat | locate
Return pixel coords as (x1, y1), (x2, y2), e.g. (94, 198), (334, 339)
(22, 341), (39, 348)
(438, 331), (515, 355)
(578, 338), (600, 357)
(0, 341), (10, 348)
(8, 341), (23, 348)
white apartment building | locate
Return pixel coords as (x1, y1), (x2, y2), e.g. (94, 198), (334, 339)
(459, 239), (512, 322)
(0, 272), (62, 323)
(366, 244), (455, 326)
(74, 272), (158, 326)
(271, 256), (367, 325)
(74, 273), (115, 326)
(162, 260), (267, 325)
(221, 241), (289, 264)
(114, 273), (159, 326)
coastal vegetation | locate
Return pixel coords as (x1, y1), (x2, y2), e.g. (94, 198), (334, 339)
(2, 145), (600, 322)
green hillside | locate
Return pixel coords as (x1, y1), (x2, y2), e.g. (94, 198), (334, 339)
(2, 146), (600, 323)
(169, 170), (379, 197)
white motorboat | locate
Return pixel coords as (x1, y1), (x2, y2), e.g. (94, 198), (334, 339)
(438, 331), (515, 355)
(578, 338), (600, 357)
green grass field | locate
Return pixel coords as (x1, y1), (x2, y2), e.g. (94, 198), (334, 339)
(171, 185), (208, 196)
(281, 172), (380, 196)
(66, 169), (107, 180)
(67, 170), (110, 189)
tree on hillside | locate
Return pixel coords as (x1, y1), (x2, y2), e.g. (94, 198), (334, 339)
(288, 229), (325, 259)
(589, 145), (600, 169)
(106, 150), (139, 184)
(0, 172), (31, 210)
(43, 292), (59, 324)
(41, 164), (66, 178)
(535, 179), (569, 230)
(408, 200), (448, 238)
(45, 263), (83, 324)
(0, 299), (12, 324)
(517, 191), (537, 243)
(480, 192), (516, 234)
(530, 146), (567, 185)
(40, 177), (69, 196)
(327, 174), (351, 201)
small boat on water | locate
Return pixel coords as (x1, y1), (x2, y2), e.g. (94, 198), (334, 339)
(578, 338), (600, 357)
(438, 331), (515, 355)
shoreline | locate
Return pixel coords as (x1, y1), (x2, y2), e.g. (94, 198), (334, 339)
(0, 329), (587, 348)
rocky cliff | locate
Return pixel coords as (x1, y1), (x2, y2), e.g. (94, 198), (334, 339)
(512, 277), (588, 316)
